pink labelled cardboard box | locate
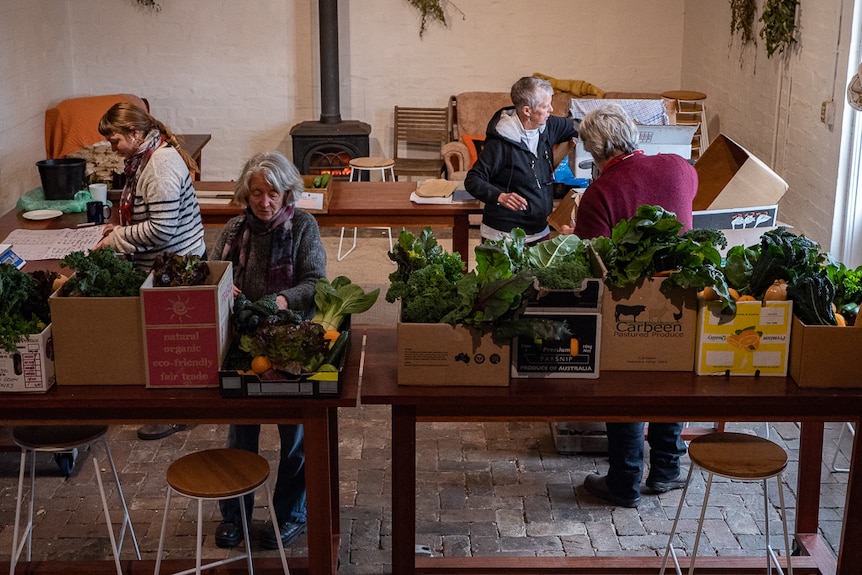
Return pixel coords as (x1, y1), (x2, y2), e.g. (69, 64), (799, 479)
(141, 260), (233, 388)
(49, 290), (145, 385)
(0, 325), (55, 393)
(396, 321), (510, 386)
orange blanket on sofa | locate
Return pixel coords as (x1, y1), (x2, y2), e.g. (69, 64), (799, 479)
(44, 94), (147, 159)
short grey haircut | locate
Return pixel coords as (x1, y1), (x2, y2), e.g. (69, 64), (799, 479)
(233, 151), (304, 208)
(510, 76), (554, 110)
(579, 103), (639, 162)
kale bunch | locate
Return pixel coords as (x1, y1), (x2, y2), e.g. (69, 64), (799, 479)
(232, 293), (302, 336)
(386, 227), (465, 306)
(60, 248), (147, 297)
(152, 253), (210, 287)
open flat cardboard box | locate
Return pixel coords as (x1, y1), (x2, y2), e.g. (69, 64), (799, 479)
(0, 325), (55, 393)
(693, 134), (788, 230)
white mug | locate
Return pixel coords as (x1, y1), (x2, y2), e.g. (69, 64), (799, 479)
(88, 183), (108, 204)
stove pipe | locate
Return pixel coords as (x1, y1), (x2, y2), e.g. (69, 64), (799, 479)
(318, 0), (341, 124)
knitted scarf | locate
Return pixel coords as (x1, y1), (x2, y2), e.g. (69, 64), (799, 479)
(120, 129), (163, 225)
(221, 206), (295, 292)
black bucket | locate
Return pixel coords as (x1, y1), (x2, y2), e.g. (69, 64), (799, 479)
(36, 158), (87, 201)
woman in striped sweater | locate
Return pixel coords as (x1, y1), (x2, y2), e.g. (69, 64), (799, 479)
(94, 102), (205, 270)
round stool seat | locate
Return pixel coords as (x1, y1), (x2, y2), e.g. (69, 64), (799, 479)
(12, 425), (108, 451)
(688, 432), (787, 479)
(349, 156), (395, 170)
(661, 90), (707, 101)
(166, 448), (270, 499)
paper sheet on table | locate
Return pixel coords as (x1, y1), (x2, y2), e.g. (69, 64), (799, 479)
(1, 226), (107, 261)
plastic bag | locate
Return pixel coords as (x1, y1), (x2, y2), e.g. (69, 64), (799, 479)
(16, 188), (93, 213)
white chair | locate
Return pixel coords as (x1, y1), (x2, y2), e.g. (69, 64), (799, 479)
(10, 425), (140, 575)
(338, 157), (395, 262)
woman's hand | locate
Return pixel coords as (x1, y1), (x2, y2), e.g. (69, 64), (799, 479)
(498, 192), (527, 211)
(93, 224), (115, 250)
(276, 294), (288, 310)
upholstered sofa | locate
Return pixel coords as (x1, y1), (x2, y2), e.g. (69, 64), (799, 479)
(442, 90), (677, 181)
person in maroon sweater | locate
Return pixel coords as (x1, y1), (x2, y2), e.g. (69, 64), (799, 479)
(570, 103), (698, 508)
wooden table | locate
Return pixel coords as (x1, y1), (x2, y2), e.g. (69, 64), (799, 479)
(0, 208), (351, 575)
(198, 181), (483, 263)
(357, 326), (860, 575)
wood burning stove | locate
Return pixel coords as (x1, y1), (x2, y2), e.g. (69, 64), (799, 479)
(290, 0), (370, 177)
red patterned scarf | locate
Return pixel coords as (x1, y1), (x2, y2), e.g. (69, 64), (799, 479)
(120, 129), (163, 225)
(221, 206), (296, 291)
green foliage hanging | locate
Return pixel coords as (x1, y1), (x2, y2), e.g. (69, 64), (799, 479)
(406, 0), (464, 38)
(729, 0), (757, 47)
(759, 0), (799, 58)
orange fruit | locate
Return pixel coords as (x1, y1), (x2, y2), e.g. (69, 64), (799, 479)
(737, 295), (757, 302)
(251, 355), (272, 375)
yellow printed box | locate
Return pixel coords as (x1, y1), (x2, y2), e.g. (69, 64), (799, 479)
(695, 300), (793, 376)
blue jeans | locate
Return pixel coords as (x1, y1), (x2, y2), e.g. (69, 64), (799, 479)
(219, 424), (307, 526)
(605, 422), (686, 501)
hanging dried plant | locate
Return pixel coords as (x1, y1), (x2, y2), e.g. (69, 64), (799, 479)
(134, 0), (161, 12)
(759, 0), (799, 58)
(729, 0), (757, 47)
(406, 0), (464, 38)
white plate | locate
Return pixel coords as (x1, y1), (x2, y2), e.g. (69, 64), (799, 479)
(22, 209), (64, 221)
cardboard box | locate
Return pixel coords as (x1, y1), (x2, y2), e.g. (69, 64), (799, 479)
(600, 277), (698, 371)
(297, 175), (332, 213)
(141, 261), (233, 388)
(0, 325), (55, 393)
(511, 312), (601, 378)
(693, 134), (788, 213)
(636, 125), (697, 158)
(49, 290), (145, 385)
(396, 322), (510, 386)
(696, 300), (793, 376)
(789, 315), (862, 388)
(514, 277), (602, 378)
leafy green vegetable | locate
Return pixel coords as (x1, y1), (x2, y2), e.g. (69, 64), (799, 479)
(386, 227), (465, 304)
(313, 276), (380, 331)
(396, 263), (460, 323)
(60, 248), (147, 297)
(524, 234), (592, 290)
(825, 259), (862, 319)
(0, 265), (60, 353)
(240, 320), (329, 374)
(723, 243), (760, 291)
(152, 253), (210, 287)
(232, 293), (302, 336)
(590, 205), (732, 310)
(747, 227), (827, 299)
(787, 273), (836, 325)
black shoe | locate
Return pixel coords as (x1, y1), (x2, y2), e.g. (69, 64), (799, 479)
(137, 424), (189, 440)
(646, 467), (689, 494)
(583, 474), (640, 508)
(261, 520), (307, 550)
(215, 521), (243, 549)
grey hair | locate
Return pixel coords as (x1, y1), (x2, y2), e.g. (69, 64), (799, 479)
(579, 103), (639, 162)
(510, 76), (554, 110)
(233, 151), (304, 208)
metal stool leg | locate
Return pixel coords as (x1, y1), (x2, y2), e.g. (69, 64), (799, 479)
(264, 481), (291, 574)
(337, 226), (358, 261)
(153, 487), (173, 575)
(10, 449), (33, 575)
(660, 465), (695, 575)
(831, 422), (854, 473)
(101, 438), (141, 560)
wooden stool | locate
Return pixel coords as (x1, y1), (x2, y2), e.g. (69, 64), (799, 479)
(661, 90), (709, 159)
(338, 157), (395, 261)
(153, 448), (289, 575)
(661, 432), (792, 575)
(10, 425), (140, 575)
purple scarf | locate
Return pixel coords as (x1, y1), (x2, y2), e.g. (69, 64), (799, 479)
(221, 206), (296, 291)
